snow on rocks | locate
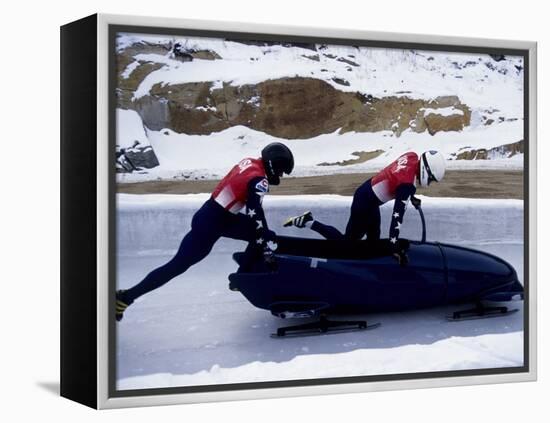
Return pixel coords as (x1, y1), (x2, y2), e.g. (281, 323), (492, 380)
(115, 33), (524, 181)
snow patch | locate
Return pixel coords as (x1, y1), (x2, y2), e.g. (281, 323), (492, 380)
(116, 109), (150, 148)
(121, 60), (141, 79)
(422, 106), (465, 117)
(117, 332), (523, 389)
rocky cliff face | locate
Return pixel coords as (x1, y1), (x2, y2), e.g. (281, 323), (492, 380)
(128, 77), (471, 139)
(452, 140), (524, 160)
(117, 42), (471, 140)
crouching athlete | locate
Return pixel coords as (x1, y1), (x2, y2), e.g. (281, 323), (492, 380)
(116, 142), (294, 321)
(285, 151), (446, 264)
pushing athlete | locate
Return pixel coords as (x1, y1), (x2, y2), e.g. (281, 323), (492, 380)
(116, 142), (294, 321)
(284, 151), (446, 264)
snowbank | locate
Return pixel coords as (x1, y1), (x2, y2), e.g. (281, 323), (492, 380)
(118, 332), (523, 389)
(116, 117), (524, 183)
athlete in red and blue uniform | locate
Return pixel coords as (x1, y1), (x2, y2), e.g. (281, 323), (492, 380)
(116, 142), (294, 321)
(285, 151), (446, 262)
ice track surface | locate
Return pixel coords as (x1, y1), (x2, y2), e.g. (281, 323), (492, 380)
(116, 194), (525, 390)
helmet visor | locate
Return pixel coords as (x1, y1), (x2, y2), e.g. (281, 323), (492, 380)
(422, 153), (437, 185)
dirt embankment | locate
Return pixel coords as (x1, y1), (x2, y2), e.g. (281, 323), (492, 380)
(117, 170), (524, 199)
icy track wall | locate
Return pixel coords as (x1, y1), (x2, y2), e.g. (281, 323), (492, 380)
(117, 194), (523, 255)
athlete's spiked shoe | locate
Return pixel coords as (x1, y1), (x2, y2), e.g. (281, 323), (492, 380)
(283, 211), (313, 228)
(116, 290), (133, 322)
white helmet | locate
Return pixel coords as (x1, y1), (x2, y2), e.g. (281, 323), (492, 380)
(419, 151), (446, 187)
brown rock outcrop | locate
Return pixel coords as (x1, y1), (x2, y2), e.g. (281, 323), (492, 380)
(116, 42), (472, 139)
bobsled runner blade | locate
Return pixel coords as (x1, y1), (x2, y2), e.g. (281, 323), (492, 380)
(447, 305), (519, 322)
(270, 316), (381, 338)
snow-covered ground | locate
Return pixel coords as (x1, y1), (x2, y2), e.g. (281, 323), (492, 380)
(116, 194), (524, 390)
(116, 33), (524, 182)
(117, 110), (524, 183)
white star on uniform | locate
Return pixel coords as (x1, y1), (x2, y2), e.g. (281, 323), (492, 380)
(256, 237), (264, 245)
(390, 237), (397, 244)
(256, 220), (263, 229)
(394, 221), (402, 231)
(247, 209), (256, 217)
(393, 212), (400, 218)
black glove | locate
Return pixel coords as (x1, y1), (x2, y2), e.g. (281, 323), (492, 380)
(392, 249), (409, 267)
(263, 229), (277, 243)
(410, 195), (421, 210)
(263, 248), (278, 272)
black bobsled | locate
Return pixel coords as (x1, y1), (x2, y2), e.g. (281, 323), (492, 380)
(228, 201), (523, 336)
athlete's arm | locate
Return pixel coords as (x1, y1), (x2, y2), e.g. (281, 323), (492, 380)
(389, 183), (417, 244)
(245, 176), (275, 250)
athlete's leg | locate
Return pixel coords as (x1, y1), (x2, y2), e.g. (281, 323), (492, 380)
(344, 180), (382, 240)
(122, 200), (225, 302)
(311, 195), (380, 241)
(343, 206), (369, 240)
(283, 210), (343, 240)
(341, 187), (371, 240)
(365, 205), (381, 240)
(310, 220), (344, 240)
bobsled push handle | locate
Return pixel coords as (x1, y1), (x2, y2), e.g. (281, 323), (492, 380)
(411, 196), (426, 243)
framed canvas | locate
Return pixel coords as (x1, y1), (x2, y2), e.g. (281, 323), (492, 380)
(60, 13), (537, 409)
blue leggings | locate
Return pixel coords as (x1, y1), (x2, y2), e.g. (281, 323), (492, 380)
(124, 199), (255, 302)
(312, 179), (382, 241)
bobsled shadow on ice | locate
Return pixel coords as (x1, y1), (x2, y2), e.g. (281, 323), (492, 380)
(228, 201), (524, 337)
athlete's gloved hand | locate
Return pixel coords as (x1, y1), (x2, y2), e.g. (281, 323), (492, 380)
(392, 249), (409, 267)
(262, 229), (278, 252)
(264, 229), (277, 243)
(263, 248), (278, 272)
(411, 195), (422, 210)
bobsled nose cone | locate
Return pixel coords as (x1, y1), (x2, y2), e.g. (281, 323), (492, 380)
(441, 243), (523, 303)
(481, 277), (524, 302)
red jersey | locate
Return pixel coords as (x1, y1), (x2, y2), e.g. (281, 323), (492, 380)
(212, 158), (268, 213)
(371, 152), (419, 203)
